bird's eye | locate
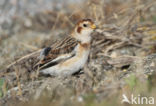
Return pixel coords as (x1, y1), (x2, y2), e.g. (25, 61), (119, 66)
(83, 24), (87, 27)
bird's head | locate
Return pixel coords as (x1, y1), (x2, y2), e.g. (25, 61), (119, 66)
(72, 19), (96, 43)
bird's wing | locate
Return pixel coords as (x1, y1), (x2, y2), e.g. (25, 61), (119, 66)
(35, 36), (78, 69)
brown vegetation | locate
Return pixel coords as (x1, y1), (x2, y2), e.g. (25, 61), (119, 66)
(0, 0), (156, 106)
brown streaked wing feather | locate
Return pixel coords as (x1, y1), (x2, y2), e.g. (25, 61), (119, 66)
(39, 36), (78, 66)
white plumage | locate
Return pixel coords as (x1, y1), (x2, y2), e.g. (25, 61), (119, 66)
(38, 19), (96, 76)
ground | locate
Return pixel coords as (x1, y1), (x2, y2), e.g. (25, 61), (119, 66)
(0, 0), (156, 106)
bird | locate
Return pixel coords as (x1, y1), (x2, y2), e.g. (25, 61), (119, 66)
(36, 19), (96, 77)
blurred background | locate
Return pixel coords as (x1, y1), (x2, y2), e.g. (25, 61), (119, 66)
(0, 0), (155, 68)
(0, 0), (156, 106)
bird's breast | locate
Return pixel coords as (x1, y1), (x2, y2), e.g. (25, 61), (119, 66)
(59, 43), (90, 72)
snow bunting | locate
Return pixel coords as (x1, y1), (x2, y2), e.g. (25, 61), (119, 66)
(38, 19), (96, 76)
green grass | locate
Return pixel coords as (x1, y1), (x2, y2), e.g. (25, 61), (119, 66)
(152, 16), (156, 23)
(125, 74), (137, 90)
(0, 78), (4, 97)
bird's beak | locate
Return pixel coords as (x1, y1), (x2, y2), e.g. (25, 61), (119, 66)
(91, 24), (96, 29)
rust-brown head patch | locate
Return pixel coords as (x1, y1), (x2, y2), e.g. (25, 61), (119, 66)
(77, 18), (93, 26)
(77, 26), (82, 33)
(75, 18), (95, 34)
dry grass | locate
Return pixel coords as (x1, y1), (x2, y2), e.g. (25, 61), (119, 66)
(0, 0), (156, 106)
